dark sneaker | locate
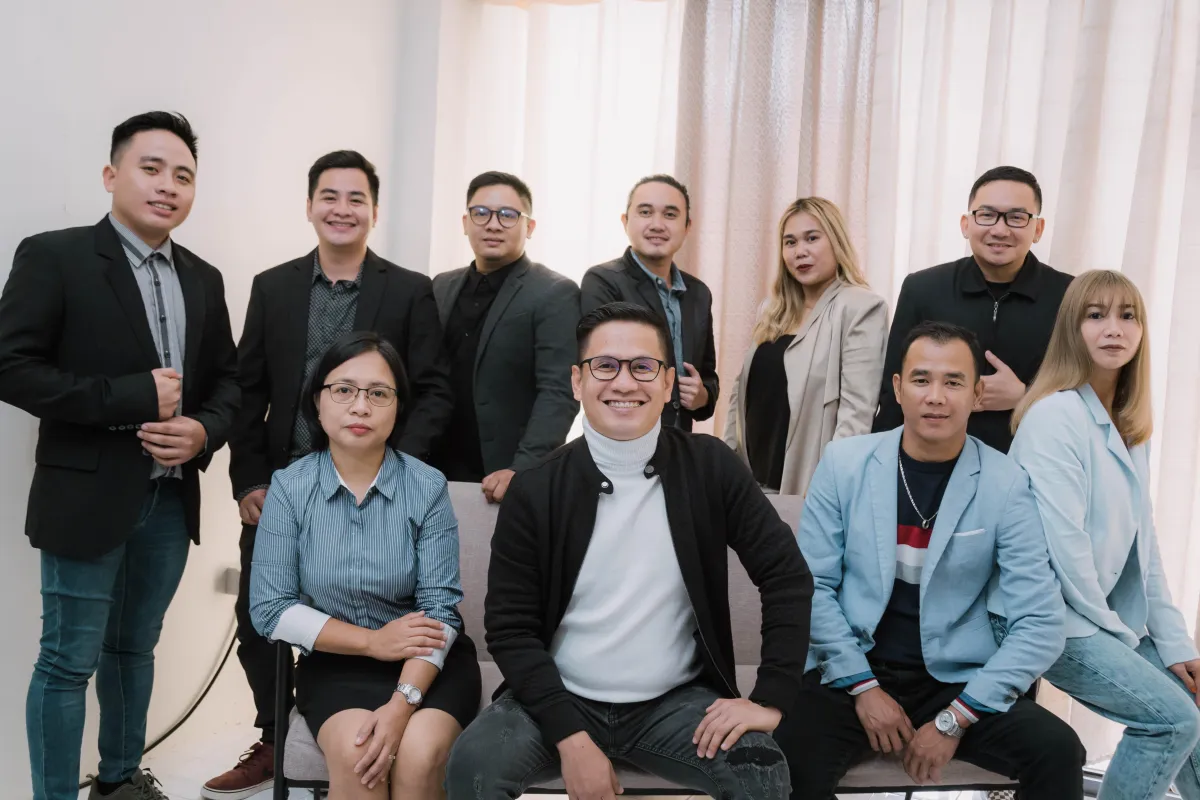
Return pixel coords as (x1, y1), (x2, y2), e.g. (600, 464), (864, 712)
(200, 741), (275, 800)
(87, 769), (169, 800)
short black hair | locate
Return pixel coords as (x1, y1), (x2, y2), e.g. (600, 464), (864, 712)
(968, 166), (1043, 213)
(576, 302), (672, 363)
(302, 331), (410, 452)
(899, 321), (984, 381)
(466, 171), (533, 214)
(111, 111), (198, 164)
(308, 150), (380, 205)
(626, 174), (691, 224)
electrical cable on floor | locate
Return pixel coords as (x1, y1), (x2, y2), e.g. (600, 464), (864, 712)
(77, 616), (238, 791)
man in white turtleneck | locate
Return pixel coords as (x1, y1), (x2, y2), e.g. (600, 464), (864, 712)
(446, 302), (813, 800)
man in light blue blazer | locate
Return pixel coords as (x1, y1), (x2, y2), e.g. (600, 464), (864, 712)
(774, 321), (1084, 799)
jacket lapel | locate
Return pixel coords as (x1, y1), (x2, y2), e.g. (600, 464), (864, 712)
(277, 254), (317, 416)
(173, 247), (206, 391)
(868, 429), (902, 591)
(435, 269), (468, 328)
(354, 250), (388, 329)
(476, 260), (530, 371)
(922, 437), (981, 597)
(787, 280), (843, 348)
(96, 218), (159, 365)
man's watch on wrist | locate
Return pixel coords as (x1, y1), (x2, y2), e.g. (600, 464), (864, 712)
(934, 708), (965, 739)
(395, 682), (424, 707)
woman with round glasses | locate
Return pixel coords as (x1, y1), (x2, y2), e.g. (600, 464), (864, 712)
(250, 331), (480, 799)
(723, 197), (887, 495)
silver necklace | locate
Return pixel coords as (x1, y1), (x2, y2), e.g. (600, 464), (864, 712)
(898, 459), (939, 529)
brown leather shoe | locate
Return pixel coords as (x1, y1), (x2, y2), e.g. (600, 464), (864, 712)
(200, 742), (274, 800)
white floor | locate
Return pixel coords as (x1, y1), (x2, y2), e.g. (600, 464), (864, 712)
(71, 652), (986, 800)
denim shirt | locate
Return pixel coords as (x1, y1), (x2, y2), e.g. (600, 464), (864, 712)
(630, 251), (687, 384)
(250, 447), (463, 667)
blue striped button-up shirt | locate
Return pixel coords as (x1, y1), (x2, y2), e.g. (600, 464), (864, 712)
(250, 447), (464, 667)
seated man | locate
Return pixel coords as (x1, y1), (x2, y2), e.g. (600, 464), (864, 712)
(445, 302), (812, 800)
(775, 321), (1085, 799)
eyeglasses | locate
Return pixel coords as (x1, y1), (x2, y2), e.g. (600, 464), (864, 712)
(969, 208), (1038, 229)
(467, 205), (530, 229)
(323, 383), (398, 407)
(579, 356), (666, 382)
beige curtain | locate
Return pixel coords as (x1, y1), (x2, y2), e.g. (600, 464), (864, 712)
(678, 0), (1200, 761)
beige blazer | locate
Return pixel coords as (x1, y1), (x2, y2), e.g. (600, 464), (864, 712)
(724, 280), (888, 496)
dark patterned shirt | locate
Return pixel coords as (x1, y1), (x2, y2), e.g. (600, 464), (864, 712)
(289, 254), (363, 458)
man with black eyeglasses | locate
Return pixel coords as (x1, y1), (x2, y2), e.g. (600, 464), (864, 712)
(429, 171), (580, 503)
(872, 166), (1073, 453)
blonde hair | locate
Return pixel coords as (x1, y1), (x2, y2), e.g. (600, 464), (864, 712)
(1012, 270), (1152, 445)
(752, 198), (870, 345)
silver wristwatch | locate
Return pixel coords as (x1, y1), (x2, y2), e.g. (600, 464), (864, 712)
(934, 708), (965, 739)
(395, 682), (424, 707)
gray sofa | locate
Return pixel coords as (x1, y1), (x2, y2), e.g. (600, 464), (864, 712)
(274, 481), (1018, 798)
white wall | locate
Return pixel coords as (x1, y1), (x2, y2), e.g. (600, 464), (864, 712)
(0, 2), (446, 795)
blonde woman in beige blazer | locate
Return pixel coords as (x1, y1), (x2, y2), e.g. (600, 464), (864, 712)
(724, 198), (887, 496)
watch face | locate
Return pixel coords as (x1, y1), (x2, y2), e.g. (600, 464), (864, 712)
(935, 710), (954, 731)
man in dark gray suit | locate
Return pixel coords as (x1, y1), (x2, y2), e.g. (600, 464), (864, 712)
(429, 171), (579, 503)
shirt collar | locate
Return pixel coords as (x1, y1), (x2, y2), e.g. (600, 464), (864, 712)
(467, 253), (526, 291)
(317, 447), (400, 501)
(313, 251), (364, 287)
(630, 249), (686, 293)
(959, 252), (1044, 300)
(108, 212), (173, 266)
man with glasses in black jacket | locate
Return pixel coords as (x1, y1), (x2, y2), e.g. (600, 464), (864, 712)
(872, 166), (1073, 453)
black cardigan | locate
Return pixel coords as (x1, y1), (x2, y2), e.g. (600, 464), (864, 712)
(484, 426), (813, 745)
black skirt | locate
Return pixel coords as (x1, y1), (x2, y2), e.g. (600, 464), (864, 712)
(295, 632), (482, 737)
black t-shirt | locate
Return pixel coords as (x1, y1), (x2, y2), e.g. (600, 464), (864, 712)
(869, 447), (958, 667)
(744, 335), (794, 490)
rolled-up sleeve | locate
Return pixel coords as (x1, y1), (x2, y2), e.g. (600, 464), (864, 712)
(412, 477), (465, 668)
(250, 476), (330, 652)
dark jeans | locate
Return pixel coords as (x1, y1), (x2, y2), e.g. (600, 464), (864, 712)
(445, 684), (790, 799)
(235, 522), (292, 744)
(26, 480), (190, 800)
(774, 663), (1086, 800)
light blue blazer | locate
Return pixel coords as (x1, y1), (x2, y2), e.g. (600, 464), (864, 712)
(799, 428), (1065, 711)
(1010, 386), (1198, 667)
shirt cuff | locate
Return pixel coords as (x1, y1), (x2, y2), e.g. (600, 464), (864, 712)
(271, 604), (332, 655)
(236, 483), (270, 503)
(952, 693), (997, 724)
(412, 624), (458, 670)
(831, 671), (879, 696)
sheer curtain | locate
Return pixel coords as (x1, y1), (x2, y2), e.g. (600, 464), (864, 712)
(425, 0), (684, 283)
(678, 0), (1200, 760)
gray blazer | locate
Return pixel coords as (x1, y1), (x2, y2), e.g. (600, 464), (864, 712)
(432, 257), (580, 474)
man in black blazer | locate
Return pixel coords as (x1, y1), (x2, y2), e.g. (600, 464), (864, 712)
(427, 171), (579, 505)
(205, 150), (453, 798)
(580, 174), (719, 431)
(0, 112), (238, 800)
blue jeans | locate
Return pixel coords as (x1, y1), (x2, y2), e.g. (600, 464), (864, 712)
(1045, 630), (1200, 800)
(26, 480), (190, 800)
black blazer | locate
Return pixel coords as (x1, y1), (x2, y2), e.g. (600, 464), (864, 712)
(485, 428), (813, 745)
(0, 217), (239, 559)
(229, 249), (453, 497)
(432, 258), (580, 474)
(580, 249), (719, 430)
(872, 253), (1073, 453)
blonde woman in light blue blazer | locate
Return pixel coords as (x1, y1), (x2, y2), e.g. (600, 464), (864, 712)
(1010, 270), (1200, 800)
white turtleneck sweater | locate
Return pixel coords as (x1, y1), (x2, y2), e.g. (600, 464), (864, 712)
(549, 418), (702, 702)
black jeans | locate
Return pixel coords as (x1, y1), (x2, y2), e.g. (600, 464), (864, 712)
(235, 523), (292, 744)
(445, 683), (790, 799)
(774, 663), (1085, 800)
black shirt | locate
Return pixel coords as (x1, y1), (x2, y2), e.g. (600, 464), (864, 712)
(430, 255), (523, 481)
(872, 253), (1073, 453)
(744, 335), (794, 490)
(869, 447), (958, 667)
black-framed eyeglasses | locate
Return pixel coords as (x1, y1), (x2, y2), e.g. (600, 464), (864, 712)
(467, 205), (530, 229)
(579, 356), (666, 382)
(323, 383), (398, 407)
(969, 208), (1038, 229)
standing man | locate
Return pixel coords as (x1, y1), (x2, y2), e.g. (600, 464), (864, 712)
(580, 175), (718, 431)
(203, 150), (453, 799)
(778, 322), (1084, 797)
(872, 166), (1072, 452)
(428, 171), (579, 504)
(445, 302), (810, 799)
(0, 112), (239, 800)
